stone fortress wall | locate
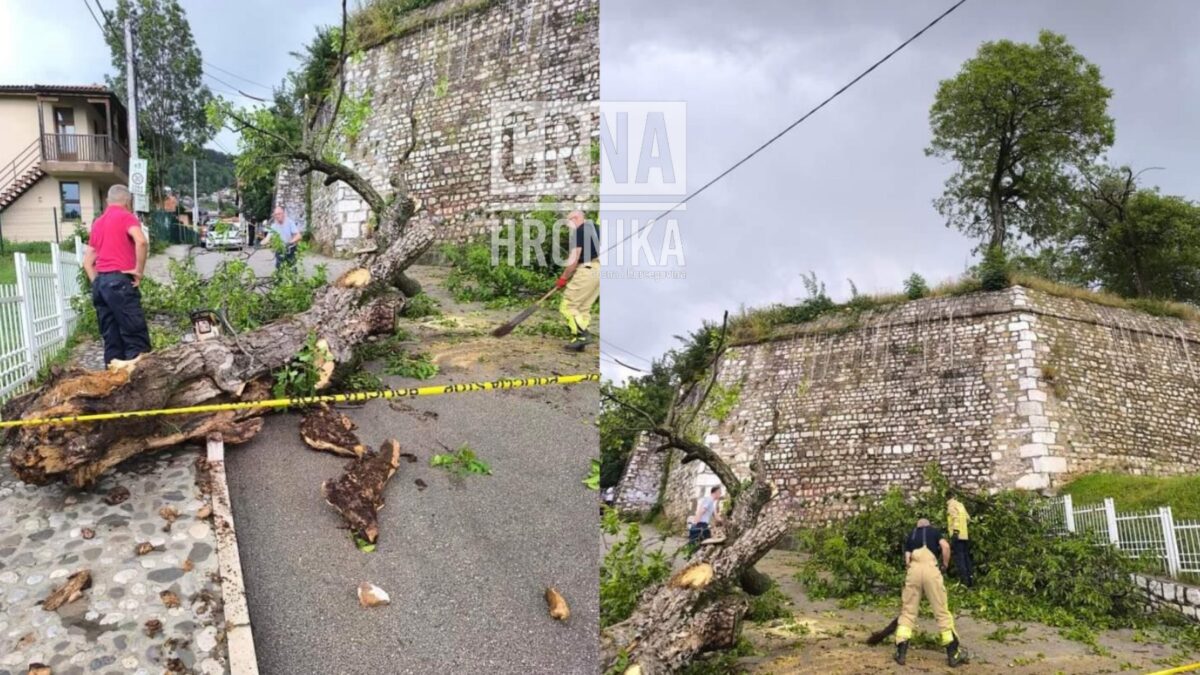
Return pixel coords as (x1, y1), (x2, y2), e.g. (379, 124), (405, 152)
(613, 287), (1200, 525)
(275, 0), (600, 254)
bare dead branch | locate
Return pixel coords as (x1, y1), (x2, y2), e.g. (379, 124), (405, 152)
(319, 0), (351, 156)
(683, 311), (730, 432)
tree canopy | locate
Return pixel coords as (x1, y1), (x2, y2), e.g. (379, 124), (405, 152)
(927, 30), (1114, 252)
(161, 148), (235, 196)
(101, 0), (215, 201)
(1027, 166), (1200, 302)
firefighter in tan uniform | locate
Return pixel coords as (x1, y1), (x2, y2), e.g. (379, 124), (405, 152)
(556, 210), (600, 352)
(894, 518), (969, 667)
(947, 496), (974, 587)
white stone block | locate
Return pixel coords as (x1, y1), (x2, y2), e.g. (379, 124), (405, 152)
(1016, 401), (1043, 416)
(1032, 456), (1067, 473)
(1032, 431), (1056, 444)
(1027, 390), (1048, 402)
(704, 434), (721, 444)
(1015, 473), (1049, 490)
(1008, 321), (1029, 331)
(342, 221), (361, 239)
(1018, 377), (1038, 390)
(1018, 444), (1049, 458)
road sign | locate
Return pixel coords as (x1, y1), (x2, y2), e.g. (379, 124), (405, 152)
(130, 158), (148, 196)
(133, 193), (149, 213)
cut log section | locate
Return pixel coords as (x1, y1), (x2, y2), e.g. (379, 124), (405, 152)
(322, 439), (403, 544)
(300, 404), (366, 457)
(335, 268), (372, 288)
(42, 570), (91, 611)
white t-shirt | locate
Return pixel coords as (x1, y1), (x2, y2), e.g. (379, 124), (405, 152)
(696, 495), (719, 524)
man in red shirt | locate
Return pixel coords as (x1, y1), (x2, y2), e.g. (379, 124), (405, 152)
(82, 184), (150, 366)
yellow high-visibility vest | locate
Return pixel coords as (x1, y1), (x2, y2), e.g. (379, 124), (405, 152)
(947, 498), (970, 540)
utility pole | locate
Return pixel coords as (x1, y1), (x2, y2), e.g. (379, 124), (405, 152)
(192, 158), (199, 228)
(123, 16), (137, 167)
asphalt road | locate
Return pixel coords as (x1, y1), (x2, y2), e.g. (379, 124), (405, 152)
(225, 359), (600, 674)
(145, 244), (353, 284)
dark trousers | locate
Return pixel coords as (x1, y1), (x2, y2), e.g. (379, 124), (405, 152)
(951, 538), (974, 586)
(92, 272), (151, 365)
(274, 244), (297, 270)
(688, 522), (711, 546)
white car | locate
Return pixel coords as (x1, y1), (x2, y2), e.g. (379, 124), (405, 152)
(205, 221), (244, 250)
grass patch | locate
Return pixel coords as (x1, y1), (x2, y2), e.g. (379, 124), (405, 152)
(1061, 473), (1200, 520)
(727, 270), (1198, 346)
(0, 251), (52, 285)
(1012, 273), (1200, 322)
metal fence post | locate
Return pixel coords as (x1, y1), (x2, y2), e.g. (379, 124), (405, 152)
(1161, 506), (1181, 578)
(1063, 494), (1075, 534)
(1104, 497), (1120, 546)
(13, 252), (38, 379)
(50, 242), (67, 342)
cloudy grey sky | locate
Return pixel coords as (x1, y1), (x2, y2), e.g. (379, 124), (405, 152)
(599, 0), (1200, 381)
(0, 0), (343, 151)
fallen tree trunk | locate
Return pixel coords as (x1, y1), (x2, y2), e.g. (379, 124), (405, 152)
(5, 217), (434, 487)
(322, 438), (403, 544)
(601, 500), (794, 674)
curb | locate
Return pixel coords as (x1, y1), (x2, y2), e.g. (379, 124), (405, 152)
(206, 435), (260, 675)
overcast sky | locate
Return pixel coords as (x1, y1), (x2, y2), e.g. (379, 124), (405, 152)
(598, 0), (1200, 382)
(0, 0), (343, 152)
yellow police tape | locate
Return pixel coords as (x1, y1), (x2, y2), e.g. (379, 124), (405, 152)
(0, 373), (600, 429)
(1145, 663), (1200, 675)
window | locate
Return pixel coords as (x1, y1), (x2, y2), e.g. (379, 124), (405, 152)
(60, 182), (81, 220)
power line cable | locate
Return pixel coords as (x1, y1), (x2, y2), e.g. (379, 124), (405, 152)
(201, 60), (272, 91)
(600, 337), (653, 365)
(89, 0), (120, 38)
(203, 72), (268, 102)
(82, 0), (107, 38)
(601, 0), (970, 256)
(601, 354), (645, 374)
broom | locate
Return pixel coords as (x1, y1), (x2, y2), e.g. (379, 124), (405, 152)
(492, 287), (561, 337)
(865, 617), (899, 646)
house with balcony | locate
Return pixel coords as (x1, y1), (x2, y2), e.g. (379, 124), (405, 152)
(0, 84), (131, 243)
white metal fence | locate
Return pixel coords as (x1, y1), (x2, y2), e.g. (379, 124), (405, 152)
(1041, 494), (1200, 579)
(0, 237), (86, 403)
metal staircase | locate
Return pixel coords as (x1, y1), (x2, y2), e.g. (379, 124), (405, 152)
(0, 139), (46, 210)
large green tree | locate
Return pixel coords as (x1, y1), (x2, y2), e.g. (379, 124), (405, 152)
(927, 30), (1114, 251)
(101, 0), (214, 202)
(1071, 167), (1200, 301)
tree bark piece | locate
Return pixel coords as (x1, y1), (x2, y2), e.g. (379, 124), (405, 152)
(322, 438), (403, 544)
(42, 570), (91, 611)
(545, 587), (570, 621)
(300, 404), (366, 458)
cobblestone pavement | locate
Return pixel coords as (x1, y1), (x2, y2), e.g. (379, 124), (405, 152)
(0, 449), (228, 675)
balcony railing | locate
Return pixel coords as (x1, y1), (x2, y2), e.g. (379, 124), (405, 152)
(40, 133), (129, 170)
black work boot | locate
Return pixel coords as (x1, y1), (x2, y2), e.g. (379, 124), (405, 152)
(564, 336), (587, 352)
(946, 636), (969, 667)
(894, 641), (908, 665)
